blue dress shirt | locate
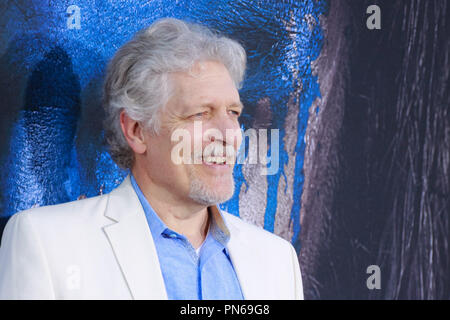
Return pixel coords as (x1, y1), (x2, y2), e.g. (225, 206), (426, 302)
(130, 175), (244, 300)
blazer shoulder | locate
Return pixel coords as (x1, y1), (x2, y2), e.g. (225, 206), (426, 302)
(12, 193), (109, 226)
(222, 211), (294, 251)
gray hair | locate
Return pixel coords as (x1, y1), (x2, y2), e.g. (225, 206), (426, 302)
(102, 18), (247, 169)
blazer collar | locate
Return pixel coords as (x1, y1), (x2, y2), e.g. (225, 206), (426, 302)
(103, 174), (262, 300)
(103, 175), (168, 299)
(223, 215), (264, 300)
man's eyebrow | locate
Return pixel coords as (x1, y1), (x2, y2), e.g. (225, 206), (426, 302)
(198, 101), (244, 109)
(231, 101), (244, 109)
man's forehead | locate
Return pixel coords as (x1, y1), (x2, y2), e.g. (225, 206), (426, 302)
(167, 66), (242, 112)
(171, 62), (234, 86)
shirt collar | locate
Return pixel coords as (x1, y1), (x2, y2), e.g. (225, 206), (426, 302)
(129, 174), (231, 246)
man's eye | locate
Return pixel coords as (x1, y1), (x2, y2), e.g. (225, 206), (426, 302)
(229, 110), (241, 116)
(192, 112), (205, 118)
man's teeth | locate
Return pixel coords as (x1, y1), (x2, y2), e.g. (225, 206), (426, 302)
(204, 156), (227, 164)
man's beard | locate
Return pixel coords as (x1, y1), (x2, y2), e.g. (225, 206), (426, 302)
(187, 166), (235, 206)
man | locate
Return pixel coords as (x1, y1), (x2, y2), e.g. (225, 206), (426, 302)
(0, 18), (303, 299)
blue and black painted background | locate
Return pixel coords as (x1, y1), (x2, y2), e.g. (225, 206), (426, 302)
(1, 0), (449, 300)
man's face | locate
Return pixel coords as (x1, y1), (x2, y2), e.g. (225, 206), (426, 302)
(142, 60), (243, 206)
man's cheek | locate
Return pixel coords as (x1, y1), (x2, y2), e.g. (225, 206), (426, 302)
(236, 133), (243, 151)
(232, 131), (243, 158)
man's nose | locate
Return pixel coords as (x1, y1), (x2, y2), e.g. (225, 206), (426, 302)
(205, 113), (239, 142)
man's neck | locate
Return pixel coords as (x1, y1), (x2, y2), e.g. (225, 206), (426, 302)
(131, 169), (210, 249)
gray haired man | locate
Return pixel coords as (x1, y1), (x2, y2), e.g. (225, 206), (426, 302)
(0, 18), (303, 299)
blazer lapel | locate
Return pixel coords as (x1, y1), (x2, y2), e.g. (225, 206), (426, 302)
(224, 217), (263, 300)
(103, 175), (168, 300)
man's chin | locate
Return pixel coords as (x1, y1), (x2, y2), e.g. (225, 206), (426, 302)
(188, 177), (235, 206)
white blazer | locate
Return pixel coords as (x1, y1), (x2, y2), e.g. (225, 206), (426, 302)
(0, 175), (303, 300)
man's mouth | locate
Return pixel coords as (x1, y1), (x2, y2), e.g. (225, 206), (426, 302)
(203, 156), (227, 165)
(200, 156), (235, 173)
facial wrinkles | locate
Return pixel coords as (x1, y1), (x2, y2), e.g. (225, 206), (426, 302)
(164, 106), (240, 166)
(159, 62), (240, 205)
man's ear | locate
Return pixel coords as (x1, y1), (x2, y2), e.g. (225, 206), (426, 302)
(120, 110), (147, 155)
